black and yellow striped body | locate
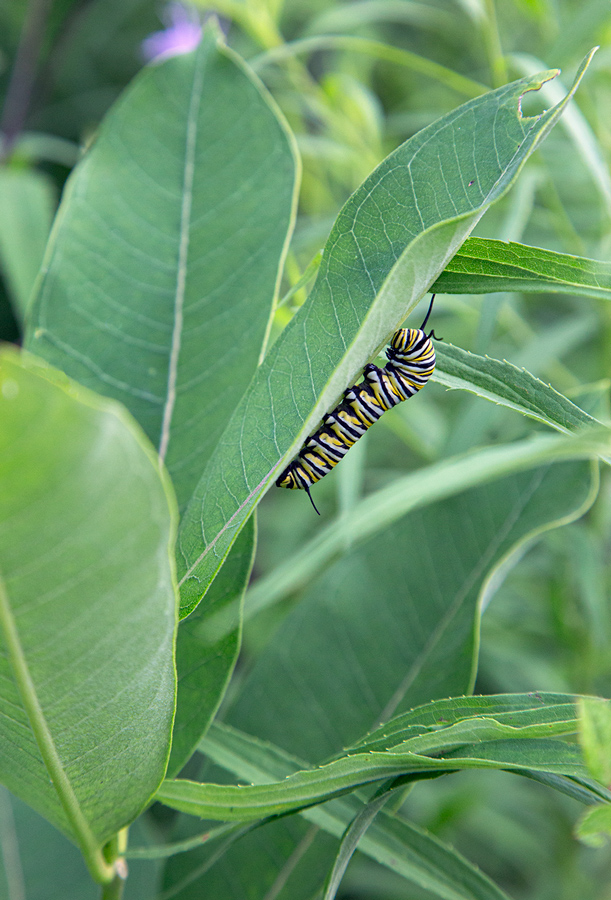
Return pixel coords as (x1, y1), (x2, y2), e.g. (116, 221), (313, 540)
(276, 299), (437, 512)
(385, 326), (437, 398)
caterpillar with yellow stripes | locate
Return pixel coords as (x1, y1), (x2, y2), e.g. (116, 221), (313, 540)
(276, 295), (438, 514)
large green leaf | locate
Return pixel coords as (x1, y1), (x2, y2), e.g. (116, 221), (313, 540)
(177, 52), (595, 616)
(234, 435), (605, 628)
(433, 237), (611, 298)
(25, 25), (299, 511)
(0, 349), (177, 877)
(0, 786), (96, 900)
(227, 461), (596, 761)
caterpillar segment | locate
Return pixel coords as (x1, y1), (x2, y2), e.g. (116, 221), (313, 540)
(276, 295), (438, 513)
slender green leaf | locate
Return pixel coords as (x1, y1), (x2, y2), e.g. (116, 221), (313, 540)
(252, 36), (486, 99)
(576, 804), (611, 847)
(25, 26), (299, 511)
(578, 697), (611, 785)
(124, 821), (248, 860)
(510, 52), (611, 218)
(197, 720), (605, 900)
(156, 744), (583, 822)
(177, 52), (596, 616)
(0, 168), (55, 322)
(233, 436), (605, 627)
(166, 722), (514, 900)
(524, 770), (611, 806)
(305, 1), (455, 37)
(433, 237), (611, 298)
(322, 794), (389, 900)
(0, 349), (177, 860)
(157, 712), (592, 821)
(354, 694), (579, 744)
(433, 342), (603, 434)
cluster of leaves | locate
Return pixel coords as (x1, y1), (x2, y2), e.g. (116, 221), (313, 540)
(2, 1), (611, 898)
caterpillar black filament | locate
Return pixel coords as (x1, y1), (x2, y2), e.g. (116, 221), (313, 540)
(276, 296), (438, 514)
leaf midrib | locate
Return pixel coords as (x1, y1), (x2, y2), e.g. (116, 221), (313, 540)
(158, 47), (206, 463)
(0, 571), (114, 882)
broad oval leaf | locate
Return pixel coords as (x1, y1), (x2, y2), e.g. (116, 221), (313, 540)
(0, 349), (177, 854)
(177, 52), (596, 616)
(25, 26), (299, 511)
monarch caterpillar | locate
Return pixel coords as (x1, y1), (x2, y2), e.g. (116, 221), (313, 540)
(276, 296), (438, 514)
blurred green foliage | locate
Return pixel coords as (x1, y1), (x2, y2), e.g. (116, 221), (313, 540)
(2, 1), (611, 898)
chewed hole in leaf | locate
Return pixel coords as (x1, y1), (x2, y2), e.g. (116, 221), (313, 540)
(518, 72), (559, 119)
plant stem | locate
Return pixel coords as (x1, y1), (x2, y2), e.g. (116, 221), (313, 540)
(482, 0), (507, 87)
(100, 874), (125, 900)
(0, 0), (54, 158)
(252, 35), (487, 99)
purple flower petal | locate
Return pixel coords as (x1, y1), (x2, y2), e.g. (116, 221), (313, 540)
(142, 3), (202, 62)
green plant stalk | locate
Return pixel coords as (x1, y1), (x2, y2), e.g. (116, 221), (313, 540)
(482, 0), (507, 87)
(278, 250), (323, 308)
(252, 35), (487, 98)
(125, 822), (247, 860)
(0, 0), (54, 157)
(100, 873), (125, 900)
(0, 572), (116, 885)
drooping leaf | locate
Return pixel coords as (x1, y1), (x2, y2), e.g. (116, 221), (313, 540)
(177, 51), (596, 616)
(157, 693), (599, 822)
(0, 349), (177, 858)
(184, 721), (514, 900)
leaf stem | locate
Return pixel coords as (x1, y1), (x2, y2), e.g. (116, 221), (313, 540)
(251, 35), (487, 98)
(0, 571), (115, 885)
(100, 874), (125, 900)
